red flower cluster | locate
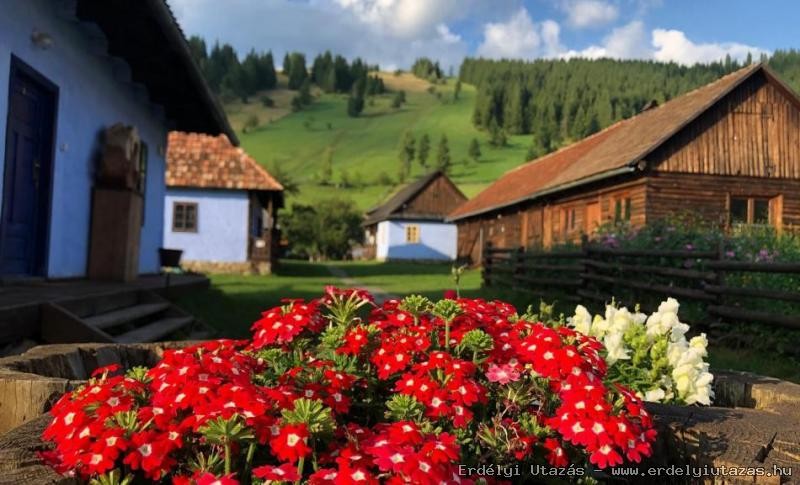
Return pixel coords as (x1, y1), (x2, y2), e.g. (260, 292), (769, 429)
(42, 288), (656, 484)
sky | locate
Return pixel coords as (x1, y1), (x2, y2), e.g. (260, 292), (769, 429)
(169, 0), (799, 71)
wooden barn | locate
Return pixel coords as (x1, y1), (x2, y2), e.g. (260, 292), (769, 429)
(449, 63), (800, 263)
(363, 171), (467, 261)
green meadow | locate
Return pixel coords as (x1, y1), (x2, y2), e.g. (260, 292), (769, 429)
(228, 74), (532, 210)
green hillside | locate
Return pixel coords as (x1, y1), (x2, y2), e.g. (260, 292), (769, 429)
(228, 74), (531, 211)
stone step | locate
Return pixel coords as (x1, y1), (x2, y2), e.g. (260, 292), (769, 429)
(84, 302), (170, 329)
(115, 316), (193, 344)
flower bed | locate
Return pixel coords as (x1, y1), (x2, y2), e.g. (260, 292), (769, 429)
(0, 301), (800, 484)
(33, 289), (717, 484)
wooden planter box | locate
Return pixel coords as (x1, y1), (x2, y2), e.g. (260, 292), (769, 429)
(0, 345), (798, 484)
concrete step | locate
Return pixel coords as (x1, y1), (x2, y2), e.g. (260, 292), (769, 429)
(84, 302), (171, 329)
(115, 316), (193, 344)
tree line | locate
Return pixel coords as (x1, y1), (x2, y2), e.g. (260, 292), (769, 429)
(460, 50), (800, 160)
(188, 36), (390, 118)
(188, 37), (277, 102)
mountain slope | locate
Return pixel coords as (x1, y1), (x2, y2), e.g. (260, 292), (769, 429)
(231, 73), (533, 210)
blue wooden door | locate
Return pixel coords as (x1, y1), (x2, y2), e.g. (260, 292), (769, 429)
(0, 60), (57, 276)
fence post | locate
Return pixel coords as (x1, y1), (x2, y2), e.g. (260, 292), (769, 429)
(709, 239), (725, 325)
(514, 246), (525, 290)
(580, 234), (591, 301)
(483, 241), (493, 287)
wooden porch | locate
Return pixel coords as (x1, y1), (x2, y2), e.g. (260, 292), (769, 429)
(0, 273), (209, 355)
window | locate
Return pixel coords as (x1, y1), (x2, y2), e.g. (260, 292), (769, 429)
(561, 208), (577, 236)
(405, 224), (420, 243)
(730, 196), (774, 226)
(172, 202), (197, 232)
(614, 197), (632, 222)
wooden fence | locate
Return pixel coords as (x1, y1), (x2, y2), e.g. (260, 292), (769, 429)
(482, 241), (800, 329)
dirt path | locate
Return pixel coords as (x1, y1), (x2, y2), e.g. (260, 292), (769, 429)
(324, 265), (399, 303)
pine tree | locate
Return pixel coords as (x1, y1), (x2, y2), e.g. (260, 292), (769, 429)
(436, 135), (451, 173)
(287, 53), (308, 90)
(468, 138), (481, 163)
(398, 132), (415, 180)
(454, 80), (462, 100)
(282, 53), (291, 75)
(321, 148), (334, 184)
(347, 78), (365, 117)
(417, 134), (430, 168)
(298, 79), (312, 106)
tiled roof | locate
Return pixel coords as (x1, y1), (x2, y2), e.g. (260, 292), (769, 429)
(166, 132), (282, 191)
(448, 63), (765, 221)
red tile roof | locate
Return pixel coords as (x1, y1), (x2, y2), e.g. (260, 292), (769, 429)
(448, 63), (765, 221)
(166, 132), (282, 191)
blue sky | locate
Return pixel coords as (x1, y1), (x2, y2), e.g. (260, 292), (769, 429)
(170, 0), (798, 70)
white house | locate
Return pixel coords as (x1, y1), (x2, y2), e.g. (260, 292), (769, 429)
(164, 132), (283, 274)
(0, 0), (234, 280)
(363, 171), (467, 261)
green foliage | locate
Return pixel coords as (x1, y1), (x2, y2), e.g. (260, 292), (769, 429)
(455, 329), (494, 363)
(431, 298), (462, 322)
(188, 36), (276, 99)
(436, 134), (451, 172)
(391, 90), (406, 108)
(242, 114), (260, 132)
(281, 398), (335, 434)
(89, 470), (133, 485)
(467, 138), (481, 163)
(460, 54), (800, 148)
(398, 132), (415, 182)
(417, 133), (430, 168)
(286, 52), (309, 90)
(260, 95), (275, 107)
(398, 294), (432, 315)
(201, 416), (255, 445)
(282, 199), (364, 260)
(411, 57), (443, 81)
(385, 394), (425, 421)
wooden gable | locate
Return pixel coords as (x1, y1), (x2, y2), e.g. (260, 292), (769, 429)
(651, 70), (800, 178)
(400, 174), (467, 219)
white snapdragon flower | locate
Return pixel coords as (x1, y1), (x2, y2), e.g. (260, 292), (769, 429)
(689, 333), (708, 357)
(608, 306), (635, 334)
(643, 388), (666, 402)
(569, 305), (593, 336)
(603, 332), (630, 365)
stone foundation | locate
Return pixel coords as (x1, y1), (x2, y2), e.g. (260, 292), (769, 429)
(181, 260), (273, 275)
(1, 345), (799, 484)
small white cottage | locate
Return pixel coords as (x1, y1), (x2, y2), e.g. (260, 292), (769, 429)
(363, 171), (467, 261)
(164, 132), (283, 274)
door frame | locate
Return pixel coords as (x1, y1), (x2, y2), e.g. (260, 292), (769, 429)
(1, 55), (59, 276)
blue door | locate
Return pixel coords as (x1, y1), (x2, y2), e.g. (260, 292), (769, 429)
(0, 58), (57, 276)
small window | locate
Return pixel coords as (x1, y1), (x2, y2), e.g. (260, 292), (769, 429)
(730, 196), (774, 226)
(614, 197), (632, 222)
(405, 224), (420, 243)
(753, 199), (770, 224)
(173, 202), (197, 232)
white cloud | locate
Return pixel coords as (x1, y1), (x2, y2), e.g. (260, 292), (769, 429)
(334, 0), (469, 39)
(652, 29), (766, 65)
(436, 23), (461, 44)
(476, 8), (564, 59)
(168, 0), (473, 71)
(564, 20), (649, 59)
(561, 0), (618, 28)
(561, 21), (767, 65)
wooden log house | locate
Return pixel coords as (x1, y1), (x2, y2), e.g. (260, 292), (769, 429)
(363, 171), (467, 261)
(448, 63), (800, 263)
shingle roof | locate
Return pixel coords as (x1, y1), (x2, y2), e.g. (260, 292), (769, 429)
(448, 63), (767, 221)
(166, 132), (283, 191)
(364, 171), (456, 225)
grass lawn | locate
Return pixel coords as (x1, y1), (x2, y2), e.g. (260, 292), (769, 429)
(228, 74), (533, 211)
(178, 260), (800, 383)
